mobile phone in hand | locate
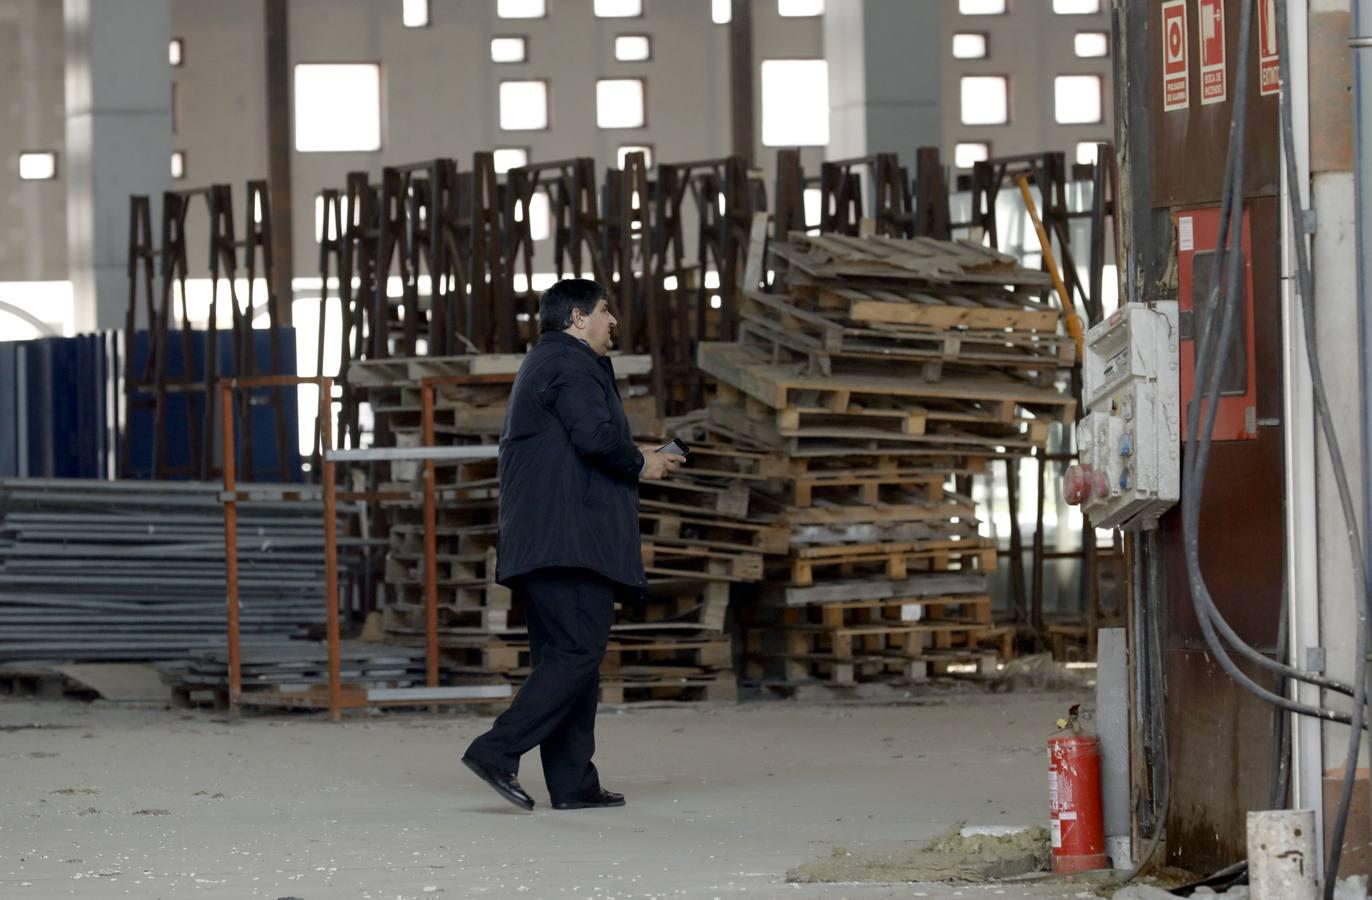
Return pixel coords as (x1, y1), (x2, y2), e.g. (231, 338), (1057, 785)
(656, 438), (690, 457)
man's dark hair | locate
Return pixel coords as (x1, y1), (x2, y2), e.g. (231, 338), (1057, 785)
(539, 278), (608, 334)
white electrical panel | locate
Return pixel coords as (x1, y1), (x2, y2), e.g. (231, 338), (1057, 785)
(1068, 302), (1180, 531)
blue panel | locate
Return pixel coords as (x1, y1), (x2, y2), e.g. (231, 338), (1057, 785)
(0, 328), (299, 481)
(0, 343), (16, 476)
(123, 327), (301, 482)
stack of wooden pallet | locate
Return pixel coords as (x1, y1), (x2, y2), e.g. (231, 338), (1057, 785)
(600, 437), (793, 702)
(695, 233), (1076, 689)
(348, 354), (524, 651)
(351, 352), (766, 702)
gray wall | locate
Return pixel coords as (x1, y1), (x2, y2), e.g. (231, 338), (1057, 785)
(0, 0), (828, 288)
(0, 0), (1120, 294)
(826, 0), (944, 170)
(942, 0), (1114, 165)
(0, 0), (68, 282)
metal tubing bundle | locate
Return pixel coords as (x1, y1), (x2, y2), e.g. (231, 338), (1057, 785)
(0, 479), (361, 662)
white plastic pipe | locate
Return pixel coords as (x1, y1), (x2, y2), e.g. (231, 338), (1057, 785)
(1279, 0), (1325, 876)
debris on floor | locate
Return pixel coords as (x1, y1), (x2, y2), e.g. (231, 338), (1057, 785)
(786, 822), (1051, 884)
(1111, 874), (1367, 900)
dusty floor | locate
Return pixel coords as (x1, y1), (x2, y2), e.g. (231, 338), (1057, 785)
(0, 688), (1107, 899)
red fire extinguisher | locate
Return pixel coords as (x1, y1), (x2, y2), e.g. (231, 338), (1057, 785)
(1048, 705), (1108, 873)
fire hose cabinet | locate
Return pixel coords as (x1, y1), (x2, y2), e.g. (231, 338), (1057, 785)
(1175, 205), (1259, 441)
(1066, 302), (1181, 531)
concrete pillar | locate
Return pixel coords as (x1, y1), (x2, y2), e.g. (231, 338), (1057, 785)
(64, 0), (172, 333)
(823, 0), (942, 170)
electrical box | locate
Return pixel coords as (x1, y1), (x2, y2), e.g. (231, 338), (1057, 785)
(1066, 302), (1181, 531)
(1176, 206), (1259, 440)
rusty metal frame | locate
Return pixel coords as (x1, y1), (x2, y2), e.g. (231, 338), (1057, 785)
(221, 373), (342, 720)
(123, 184), (292, 482)
(604, 151), (661, 406)
(418, 372), (514, 689)
(772, 148), (809, 241)
(642, 155), (760, 412)
(819, 153), (913, 238)
(221, 372), (508, 721)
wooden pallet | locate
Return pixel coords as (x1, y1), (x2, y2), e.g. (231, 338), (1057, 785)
(782, 539), (997, 587)
(382, 602), (513, 635)
(404, 639), (523, 673)
(751, 649), (1006, 695)
(745, 618), (1008, 685)
(641, 541), (763, 582)
(348, 352), (653, 387)
(640, 507), (789, 556)
(697, 342), (1074, 426)
(739, 291), (1072, 381)
(743, 593), (995, 624)
(781, 495), (978, 529)
(760, 570), (989, 607)
(706, 388), (1056, 455)
(657, 439), (791, 483)
(501, 637), (732, 674)
(599, 673), (738, 704)
(637, 477), (751, 519)
(616, 577), (732, 633)
(788, 517), (983, 547)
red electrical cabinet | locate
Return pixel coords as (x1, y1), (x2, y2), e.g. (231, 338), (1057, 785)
(1175, 205), (1259, 441)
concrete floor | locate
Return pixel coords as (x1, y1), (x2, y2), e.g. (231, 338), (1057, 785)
(0, 689), (1102, 899)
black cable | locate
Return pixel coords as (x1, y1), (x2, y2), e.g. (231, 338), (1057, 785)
(1121, 530), (1170, 884)
(1177, 0), (1369, 891)
(1273, 1), (1371, 891)
(1180, 0), (1360, 729)
(1269, 583), (1292, 811)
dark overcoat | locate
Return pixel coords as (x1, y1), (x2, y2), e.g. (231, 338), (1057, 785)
(494, 330), (647, 591)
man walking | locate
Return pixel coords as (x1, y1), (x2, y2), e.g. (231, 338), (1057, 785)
(462, 278), (684, 811)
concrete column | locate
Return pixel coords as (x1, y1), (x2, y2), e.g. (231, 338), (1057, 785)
(824, 0), (942, 170)
(64, 0), (172, 333)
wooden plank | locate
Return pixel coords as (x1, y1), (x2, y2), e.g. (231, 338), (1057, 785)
(764, 571), (989, 606)
(696, 343), (1074, 419)
(349, 352), (653, 387)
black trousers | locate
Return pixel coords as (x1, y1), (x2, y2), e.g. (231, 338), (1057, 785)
(465, 567), (615, 801)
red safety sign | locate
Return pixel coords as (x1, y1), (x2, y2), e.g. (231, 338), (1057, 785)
(1199, 0), (1227, 105)
(1258, 0), (1280, 96)
(1162, 0), (1190, 111)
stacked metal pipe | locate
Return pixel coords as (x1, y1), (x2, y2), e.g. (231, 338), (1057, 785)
(0, 479), (362, 663)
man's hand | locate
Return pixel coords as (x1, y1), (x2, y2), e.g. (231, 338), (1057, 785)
(638, 447), (685, 481)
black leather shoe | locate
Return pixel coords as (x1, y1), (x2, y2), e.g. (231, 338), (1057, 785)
(462, 755), (534, 811)
(552, 788), (626, 810)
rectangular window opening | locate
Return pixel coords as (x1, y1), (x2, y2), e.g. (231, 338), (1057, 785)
(614, 35), (652, 61)
(761, 59), (830, 146)
(1074, 32), (1109, 57)
(497, 0), (546, 19)
(491, 36), (528, 63)
(402, 0), (430, 27)
(1054, 74), (1103, 125)
(18, 151), (57, 181)
(597, 78), (646, 129)
(954, 142), (991, 168)
(617, 144), (654, 168)
(960, 76), (1009, 126)
(952, 33), (988, 59)
(501, 79), (550, 130)
(294, 64), (383, 152)
(959, 0), (1007, 15)
(595, 0), (642, 17)
(494, 147), (530, 173)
